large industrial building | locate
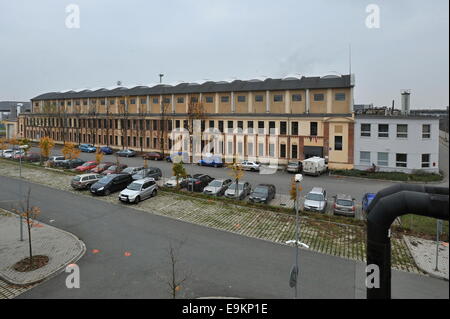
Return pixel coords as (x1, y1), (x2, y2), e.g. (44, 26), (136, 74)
(18, 74), (356, 168)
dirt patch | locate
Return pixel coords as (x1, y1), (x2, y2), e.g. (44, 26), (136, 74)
(13, 255), (49, 272)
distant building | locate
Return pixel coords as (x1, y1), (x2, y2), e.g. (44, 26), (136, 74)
(354, 115), (440, 174)
(0, 101), (31, 121)
(353, 104), (373, 114)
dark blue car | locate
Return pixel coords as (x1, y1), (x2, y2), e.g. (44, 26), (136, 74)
(362, 193), (376, 215)
(100, 146), (113, 155)
(79, 144), (96, 153)
(198, 155), (224, 168)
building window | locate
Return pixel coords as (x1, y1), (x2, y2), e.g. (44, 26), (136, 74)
(163, 97), (170, 104)
(237, 121), (243, 131)
(247, 121), (254, 134)
(422, 124), (431, 139)
(227, 121), (233, 133)
(237, 96), (246, 103)
(396, 153), (408, 167)
(269, 144), (275, 157)
(255, 95), (263, 102)
(227, 141), (233, 155)
(292, 94), (302, 102)
(130, 99), (136, 104)
(238, 142), (243, 155)
(100, 100), (106, 105)
(258, 121), (265, 134)
(205, 96), (213, 103)
(274, 95), (283, 102)
(109, 99), (115, 105)
(258, 143), (264, 156)
(377, 152), (389, 166)
(361, 124), (371, 137)
(421, 154), (430, 168)
(177, 97), (184, 103)
(396, 124), (408, 138)
(292, 145), (298, 159)
(335, 93), (346, 101)
(269, 121), (276, 134)
(378, 124), (389, 138)
(291, 122), (299, 136)
(310, 122), (318, 136)
(190, 97), (198, 103)
(314, 94), (324, 101)
(140, 98), (147, 104)
(218, 121), (224, 133)
(221, 96), (229, 103)
(360, 151), (371, 165)
(334, 136), (343, 151)
(248, 142), (253, 156)
(120, 99), (125, 105)
(280, 121), (287, 135)
(209, 120), (214, 128)
(153, 97), (159, 104)
(280, 144), (286, 158)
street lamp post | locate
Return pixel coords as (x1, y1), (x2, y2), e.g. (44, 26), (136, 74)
(18, 144), (28, 241)
(289, 174), (303, 298)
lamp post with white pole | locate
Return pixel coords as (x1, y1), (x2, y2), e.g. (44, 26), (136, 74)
(18, 144), (28, 241)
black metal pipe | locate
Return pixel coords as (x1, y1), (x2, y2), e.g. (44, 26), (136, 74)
(366, 185), (449, 299)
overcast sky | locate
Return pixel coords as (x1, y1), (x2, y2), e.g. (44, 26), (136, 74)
(0, 0), (448, 108)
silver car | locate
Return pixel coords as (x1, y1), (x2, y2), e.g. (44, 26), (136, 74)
(203, 179), (232, 196)
(239, 160), (261, 172)
(163, 175), (191, 188)
(333, 194), (356, 217)
(224, 181), (251, 200)
(119, 178), (157, 204)
(304, 187), (327, 213)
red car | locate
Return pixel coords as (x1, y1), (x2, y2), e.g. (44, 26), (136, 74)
(143, 152), (164, 160)
(75, 161), (98, 172)
(102, 164), (128, 175)
(90, 162), (114, 174)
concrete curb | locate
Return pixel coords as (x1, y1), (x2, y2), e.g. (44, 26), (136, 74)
(0, 210), (86, 287)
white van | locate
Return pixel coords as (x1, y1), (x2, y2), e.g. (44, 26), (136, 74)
(302, 157), (328, 176)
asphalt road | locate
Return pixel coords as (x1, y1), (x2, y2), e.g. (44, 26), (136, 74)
(0, 176), (448, 299)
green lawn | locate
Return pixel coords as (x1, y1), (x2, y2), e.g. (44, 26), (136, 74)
(331, 169), (443, 182)
(400, 214), (449, 241)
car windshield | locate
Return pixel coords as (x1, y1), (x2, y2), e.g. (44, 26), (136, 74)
(127, 182), (142, 191)
(288, 162), (299, 166)
(83, 162), (93, 166)
(98, 176), (114, 184)
(337, 199), (353, 206)
(253, 187), (268, 194)
(228, 183), (244, 191)
(306, 193), (324, 201)
(72, 177), (81, 182)
(108, 166), (117, 171)
(209, 180), (222, 187)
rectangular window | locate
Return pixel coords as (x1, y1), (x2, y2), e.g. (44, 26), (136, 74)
(274, 95), (283, 102)
(360, 151), (371, 165)
(247, 121), (254, 134)
(153, 97), (159, 104)
(396, 153), (407, 167)
(227, 121), (233, 133)
(163, 97), (170, 104)
(396, 124), (408, 138)
(292, 145), (298, 159)
(237, 96), (246, 103)
(291, 122), (299, 136)
(292, 94), (302, 102)
(258, 121), (265, 134)
(280, 121), (287, 135)
(361, 124), (371, 137)
(378, 124), (389, 138)
(280, 144), (286, 158)
(140, 98), (147, 104)
(237, 121), (243, 130)
(422, 124), (431, 139)
(238, 142), (243, 155)
(109, 99), (115, 105)
(314, 94), (324, 101)
(175, 120), (180, 129)
(258, 143), (264, 156)
(209, 120), (215, 128)
(221, 96), (229, 103)
(334, 136), (343, 151)
(218, 121), (224, 133)
(130, 99), (136, 104)
(227, 141), (233, 155)
(269, 121), (276, 134)
(269, 144), (275, 157)
(205, 96), (213, 103)
(177, 97), (184, 103)
(421, 154), (430, 168)
(335, 93), (346, 101)
(100, 99), (106, 105)
(255, 95), (263, 102)
(377, 152), (389, 166)
(190, 97), (198, 103)
(248, 142), (253, 156)
(310, 122), (318, 136)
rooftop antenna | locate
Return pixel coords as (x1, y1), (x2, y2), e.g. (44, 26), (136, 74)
(159, 74), (164, 83)
(116, 80), (122, 86)
(349, 43), (352, 76)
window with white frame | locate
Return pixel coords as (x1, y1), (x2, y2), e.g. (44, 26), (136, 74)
(396, 124), (408, 138)
(248, 142), (253, 156)
(421, 154), (430, 168)
(377, 152), (389, 166)
(269, 144), (275, 157)
(396, 153), (407, 167)
(422, 124), (431, 139)
(378, 124), (389, 138)
(361, 124), (371, 137)
(360, 151), (371, 165)
(258, 143), (264, 157)
(227, 141), (233, 155)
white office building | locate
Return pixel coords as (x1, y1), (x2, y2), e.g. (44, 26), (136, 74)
(354, 115), (440, 174)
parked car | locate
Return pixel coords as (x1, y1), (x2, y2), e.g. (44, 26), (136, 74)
(302, 157), (328, 176)
(202, 179), (232, 196)
(1, 149), (14, 158)
(71, 173), (104, 190)
(79, 144), (96, 153)
(12, 150), (26, 160)
(166, 152), (189, 163)
(4, 149), (24, 159)
(74, 161), (98, 173)
(286, 161), (303, 173)
(60, 158), (85, 169)
(239, 160), (261, 172)
(48, 156), (66, 166)
(23, 152), (41, 163)
(143, 152), (164, 160)
(163, 175), (191, 188)
(90, 173), (133, 196)
(116, 149), (136, 157)
(362, 193), (376, 216)
(249, 184), (276, 204)
(100, 146), (114, 155)
(122, 166), (144, 175)
(333, 194), (356, 217)
(119, 178), (158, 204)
(304, 187), (328, 213)
(198, 155), (224, 168)
(102, 164), (128, 175)
(224, 181), (252, 200)
(90, 162), (114, 174)
(181, 174), (214, 192)
(132, 167), (162, 181)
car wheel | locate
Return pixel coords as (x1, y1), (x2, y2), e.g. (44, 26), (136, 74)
(152, 190), (157, 197)
(104, 189), (110, 196)
(135, 196), (140, 204)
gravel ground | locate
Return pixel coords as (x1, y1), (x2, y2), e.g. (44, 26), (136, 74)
(0, 159), (420, 273)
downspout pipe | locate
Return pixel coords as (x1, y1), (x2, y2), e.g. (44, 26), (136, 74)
(366, 184), (449, 299)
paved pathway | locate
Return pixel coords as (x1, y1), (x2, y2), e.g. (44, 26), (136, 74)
(0, 209), (85, 287)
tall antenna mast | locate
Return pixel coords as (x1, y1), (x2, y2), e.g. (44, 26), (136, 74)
(349, 43), (352, 75)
